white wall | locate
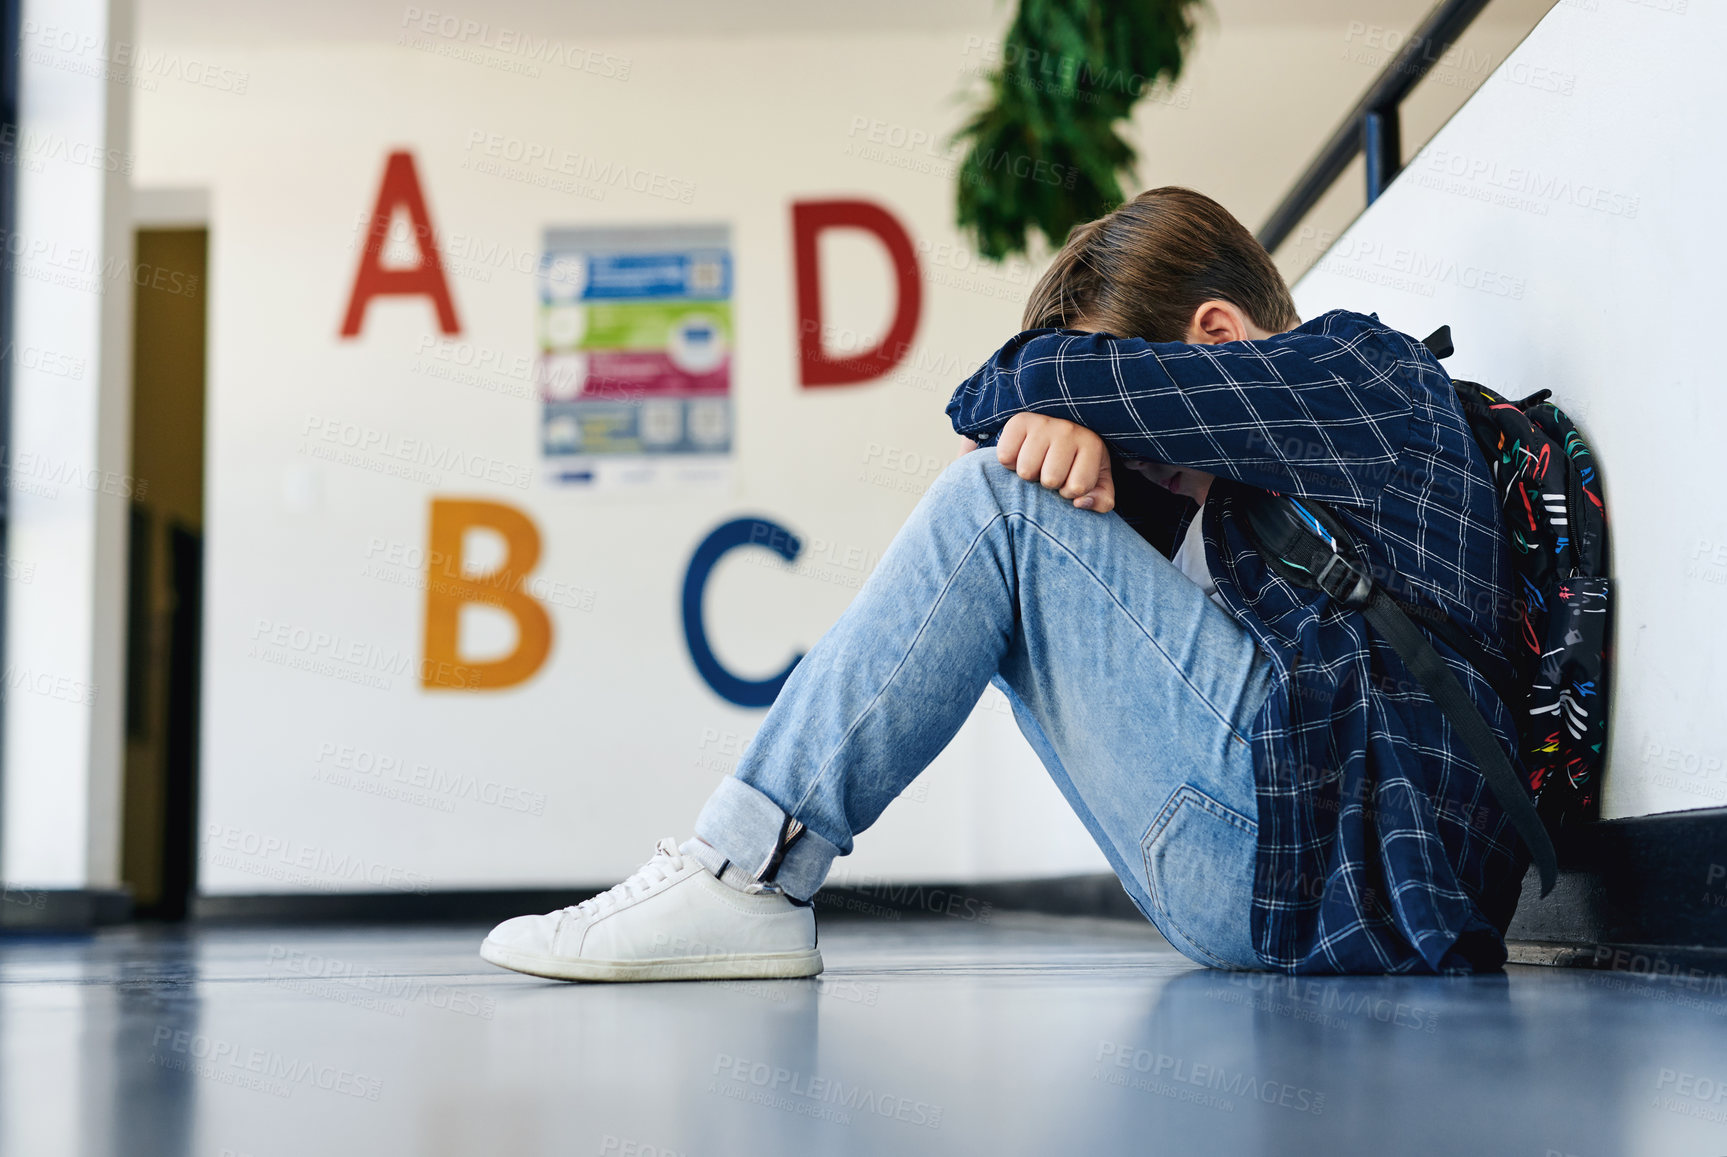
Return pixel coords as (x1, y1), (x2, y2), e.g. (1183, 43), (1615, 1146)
(1293, 0), (1717, 821)
(133, 28), (1108, 894)
(1, 0), (134, 889)
(113, 0), (1579, 895)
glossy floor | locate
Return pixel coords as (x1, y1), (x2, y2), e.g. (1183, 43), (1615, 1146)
(1, 913), (1722, 1156)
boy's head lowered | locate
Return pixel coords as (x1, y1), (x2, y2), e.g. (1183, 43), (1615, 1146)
(1022, 186), (1299, 345)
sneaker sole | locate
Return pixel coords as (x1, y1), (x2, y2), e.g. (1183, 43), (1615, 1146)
(478, 939), (824, 982)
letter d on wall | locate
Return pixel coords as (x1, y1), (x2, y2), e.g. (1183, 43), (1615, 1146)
(423, 499), (552, 690)
(792, 199), (922, 386)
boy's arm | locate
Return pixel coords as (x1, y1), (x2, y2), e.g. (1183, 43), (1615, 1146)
(946, 319), (1419, 504)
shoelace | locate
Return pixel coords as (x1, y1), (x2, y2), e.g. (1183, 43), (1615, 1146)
(562, 837), (685, 920)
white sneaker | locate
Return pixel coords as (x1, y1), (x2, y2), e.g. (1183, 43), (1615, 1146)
(479, 837), (823, 982)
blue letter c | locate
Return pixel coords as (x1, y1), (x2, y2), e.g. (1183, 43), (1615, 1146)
(681, 517), (804, 708)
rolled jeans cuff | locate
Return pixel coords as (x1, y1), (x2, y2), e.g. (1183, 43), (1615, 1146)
(691, 777), (843, 901)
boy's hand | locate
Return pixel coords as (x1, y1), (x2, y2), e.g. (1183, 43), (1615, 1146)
(995, 413), (1115, 513)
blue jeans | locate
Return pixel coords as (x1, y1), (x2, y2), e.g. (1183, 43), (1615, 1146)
(691, 451), (1276, 969)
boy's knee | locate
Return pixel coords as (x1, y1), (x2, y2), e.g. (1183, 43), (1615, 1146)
(939, 447), (1073, 514)
(937, 447), (1030, 501)
(925, 449), (1041, 520)
(940, 447), (999, 488)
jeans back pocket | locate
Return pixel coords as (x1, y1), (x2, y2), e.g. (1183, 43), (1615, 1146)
(1140, 785), (1260, 969)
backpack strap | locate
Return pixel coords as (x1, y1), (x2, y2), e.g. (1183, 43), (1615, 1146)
(1233, 487), (1559, 898)
(1288, 491), (1523, 716)
(1421, 325), (1454, 360)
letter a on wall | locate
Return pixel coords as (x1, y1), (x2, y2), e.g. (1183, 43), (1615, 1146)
(423, 498), (551, 690)
(792, 199), (921, 387)
(340, 150), (462, 337)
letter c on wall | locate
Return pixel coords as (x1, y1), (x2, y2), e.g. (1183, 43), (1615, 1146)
(682, 517), (803, 708)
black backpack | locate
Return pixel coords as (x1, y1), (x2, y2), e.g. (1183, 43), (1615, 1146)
(1235, 325), (1612, 897)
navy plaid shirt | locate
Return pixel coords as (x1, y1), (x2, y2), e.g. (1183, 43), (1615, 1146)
(947, 310), (1531, 974)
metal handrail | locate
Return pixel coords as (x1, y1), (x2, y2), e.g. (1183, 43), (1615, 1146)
(1257, 0), (1494, 253)
(0, 0), (19, 889)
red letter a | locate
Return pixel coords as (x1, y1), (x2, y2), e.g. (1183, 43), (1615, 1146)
(340, 150), (461, 337)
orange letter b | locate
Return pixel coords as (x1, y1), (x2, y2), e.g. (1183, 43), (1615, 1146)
(423, 498), (552, 690)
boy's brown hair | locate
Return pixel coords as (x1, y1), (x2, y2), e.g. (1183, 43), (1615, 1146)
(1022, 187), (1299, 341)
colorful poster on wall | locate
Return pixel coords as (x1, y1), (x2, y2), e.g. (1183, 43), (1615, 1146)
(537, 225), (733, 487)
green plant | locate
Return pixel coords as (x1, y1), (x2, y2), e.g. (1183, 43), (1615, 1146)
(954, 0), (1204, 260)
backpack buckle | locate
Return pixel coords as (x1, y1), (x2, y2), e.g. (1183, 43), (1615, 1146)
(1313, 551), (1372, 608)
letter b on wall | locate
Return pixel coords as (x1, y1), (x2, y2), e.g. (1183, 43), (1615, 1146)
(423, 499), (551, 690)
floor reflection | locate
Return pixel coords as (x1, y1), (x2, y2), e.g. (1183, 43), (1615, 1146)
(2, 915), (1725, 1156)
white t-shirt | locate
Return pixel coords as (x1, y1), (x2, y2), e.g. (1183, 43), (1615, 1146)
(1173, 499), (1225, 609)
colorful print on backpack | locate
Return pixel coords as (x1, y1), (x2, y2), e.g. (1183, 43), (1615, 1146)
(1452, 380), (1611, 831)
